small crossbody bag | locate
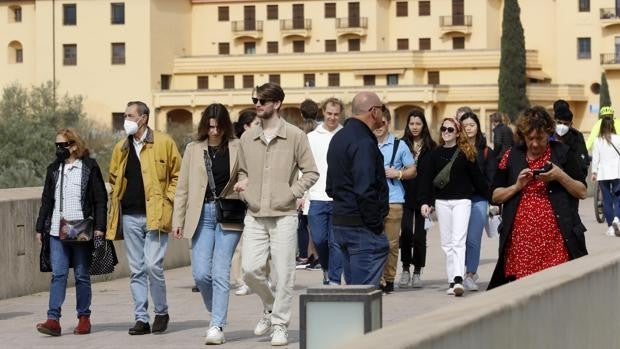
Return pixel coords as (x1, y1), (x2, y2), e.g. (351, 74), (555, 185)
(203, 149), (247, 224)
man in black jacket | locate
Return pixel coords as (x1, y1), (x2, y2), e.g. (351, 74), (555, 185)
(552, 99), (590, 178)
(326, 91), (389, 287)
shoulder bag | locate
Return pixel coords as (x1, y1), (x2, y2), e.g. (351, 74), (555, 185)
(204, 149), (247, 224)
(58, 162), (94, 244)
(432, 149), (460, 190)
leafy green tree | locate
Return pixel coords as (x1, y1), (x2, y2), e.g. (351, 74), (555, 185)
(498, 0), (529, 122)
(0, 82), (120, 188)
(600, 72), (611, 107)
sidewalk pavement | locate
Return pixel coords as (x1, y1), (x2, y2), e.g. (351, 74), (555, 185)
(1, 198), (618, 348)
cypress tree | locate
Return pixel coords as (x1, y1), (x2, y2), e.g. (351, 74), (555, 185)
(498, 0), (529, 122)
(600, 72), (611, 107)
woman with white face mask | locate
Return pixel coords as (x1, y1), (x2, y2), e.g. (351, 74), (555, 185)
(552, 100), (590, 178)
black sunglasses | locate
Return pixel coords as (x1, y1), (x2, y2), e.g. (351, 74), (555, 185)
(252, 97), (273, 106)
(55, 141), (74, 148)
(440, 126), (456, 133)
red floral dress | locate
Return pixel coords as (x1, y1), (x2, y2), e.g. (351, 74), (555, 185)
(500, 146), (569, 279)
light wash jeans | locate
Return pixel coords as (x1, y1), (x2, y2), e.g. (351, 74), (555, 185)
(48, 236), (92, 320)
(242, 215), (298, 327)
(465, 196), (489, 274)
(192, 202), (241, 328)
(123, 214), (169, 323)
(435, 199), (471, 283)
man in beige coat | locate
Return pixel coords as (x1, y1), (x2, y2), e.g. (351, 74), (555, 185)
(234, 83), (318, 346)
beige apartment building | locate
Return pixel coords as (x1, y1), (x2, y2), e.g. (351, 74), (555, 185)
(2, 0), (620, 137)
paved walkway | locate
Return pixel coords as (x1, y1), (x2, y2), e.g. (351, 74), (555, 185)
(1, 198), (618, 348)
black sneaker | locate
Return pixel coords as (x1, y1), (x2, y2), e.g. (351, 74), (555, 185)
(191, 285), (199, 292)
(151, 314), (169, 334)
(128, 321), (151, 335)
(382, 281), (394, 294)
(453, 276), (464, 297)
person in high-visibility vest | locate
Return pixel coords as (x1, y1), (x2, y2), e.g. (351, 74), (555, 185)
(586, 106), (620, 150)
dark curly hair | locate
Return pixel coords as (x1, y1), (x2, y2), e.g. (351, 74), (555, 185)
(515, 106), (555, 141)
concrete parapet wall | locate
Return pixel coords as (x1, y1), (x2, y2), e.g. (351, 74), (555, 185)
(341, 248), (620, 349)
(0, 187), (191, 300)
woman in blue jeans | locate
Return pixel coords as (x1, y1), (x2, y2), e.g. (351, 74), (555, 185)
(459, 112), (497, 291)
(172, 104), (243, 345)
(591, 116), (620, 236)
(35, 128), (108, 336)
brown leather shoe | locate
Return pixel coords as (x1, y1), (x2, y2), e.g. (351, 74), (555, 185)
(73, 315), (91, 335)
(36, 319), (61, 336)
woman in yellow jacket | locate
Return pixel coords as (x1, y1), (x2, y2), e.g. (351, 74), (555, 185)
(172, 103), (243, 345)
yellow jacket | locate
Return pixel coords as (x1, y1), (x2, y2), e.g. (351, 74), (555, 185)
(106, 128), (181, 240)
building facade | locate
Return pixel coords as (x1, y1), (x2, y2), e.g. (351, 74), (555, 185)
(2, 0), (619, 138)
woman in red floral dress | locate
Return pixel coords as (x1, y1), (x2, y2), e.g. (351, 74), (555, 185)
(488, 107), (588, 289)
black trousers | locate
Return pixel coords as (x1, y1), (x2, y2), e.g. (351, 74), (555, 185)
(399, 206), (427, 269)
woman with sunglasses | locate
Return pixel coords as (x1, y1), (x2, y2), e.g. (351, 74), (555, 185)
(488, 107), (587, 289)
(35, 128), (107, 336)
(398, 110), (436, 289)
(459, 112), (497, 291)
(419, 117), (489, 296)
(172, 103), (243, 345)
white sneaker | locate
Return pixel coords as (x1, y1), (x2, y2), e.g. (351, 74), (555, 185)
(411, 273), (422, 288)
(606, 226), (616, 237)
(235, 284), (252, 296)
(446, 284), (455, 295)
(270, 324), (288, 346)
(254, 311), (272, 336)
(398, 271), (411, 288)
(613, 217), (620, 236)
(453, 283), (464, 297)
(205, 326), (225, 345)
(463, 275), (479, 291)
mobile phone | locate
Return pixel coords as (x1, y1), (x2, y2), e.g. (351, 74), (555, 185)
(532, 163), (552, 176)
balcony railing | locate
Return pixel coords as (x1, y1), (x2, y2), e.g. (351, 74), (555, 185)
(280, 18), (311, 30)
(600, 8), (619, 19)
(336, 17), (368, 29)
(600, 53), (620, 65)
(231, 20), (263, 32)
(439, 15), (472, 27)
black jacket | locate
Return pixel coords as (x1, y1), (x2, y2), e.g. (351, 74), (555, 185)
(402, 139), (433, 210)
(418, 145), (490, 206)
(326, 118), (389, 234)
(488, 141), (587, 289)
(493, 124), (514, 161)
(475, 143), (497, 189)
(557, 127), (590, 178)
(36, 156), (108, 235)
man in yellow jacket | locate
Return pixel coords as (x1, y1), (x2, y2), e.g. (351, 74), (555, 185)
(107, 101), (181, 336)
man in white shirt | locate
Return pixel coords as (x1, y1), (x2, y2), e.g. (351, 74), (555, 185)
(307, 97), (345, 284)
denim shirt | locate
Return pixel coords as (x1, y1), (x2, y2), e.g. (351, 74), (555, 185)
(378, 134), (415, 204)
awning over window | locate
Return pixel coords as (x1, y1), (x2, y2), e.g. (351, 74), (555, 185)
(526, 70), (551, 81)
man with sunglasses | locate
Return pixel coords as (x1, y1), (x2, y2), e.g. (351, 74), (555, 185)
(107, 101), (181, 336)
(373, 107), (416, 294)
(326, 91), (390, 288)
(233, 83), (318, 346)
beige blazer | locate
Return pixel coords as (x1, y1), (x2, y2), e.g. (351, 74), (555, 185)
(172, 138), (243, 239)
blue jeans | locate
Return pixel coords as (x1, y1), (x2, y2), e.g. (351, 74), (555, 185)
(192, 203), (241, 328)
(48, 236), (92, 320)
(599, 179), (620, 226)
(465, 197), (488, 274)
(307, 201), (344, 284)
(333, 226), (389, 287)
(123, 214), (169, 322)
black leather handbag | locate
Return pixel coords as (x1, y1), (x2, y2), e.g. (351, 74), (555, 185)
(204, 149), (246, 225)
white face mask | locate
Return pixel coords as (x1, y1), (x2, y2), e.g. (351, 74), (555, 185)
(124, 119), (139, 135)
(555, 124), (569, 137)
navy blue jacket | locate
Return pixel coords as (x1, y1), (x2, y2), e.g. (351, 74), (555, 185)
(326, 118), (389, 234)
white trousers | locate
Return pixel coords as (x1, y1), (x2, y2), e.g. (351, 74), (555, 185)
(241, 215), (298, 327)
(435, 199), (471, 283)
